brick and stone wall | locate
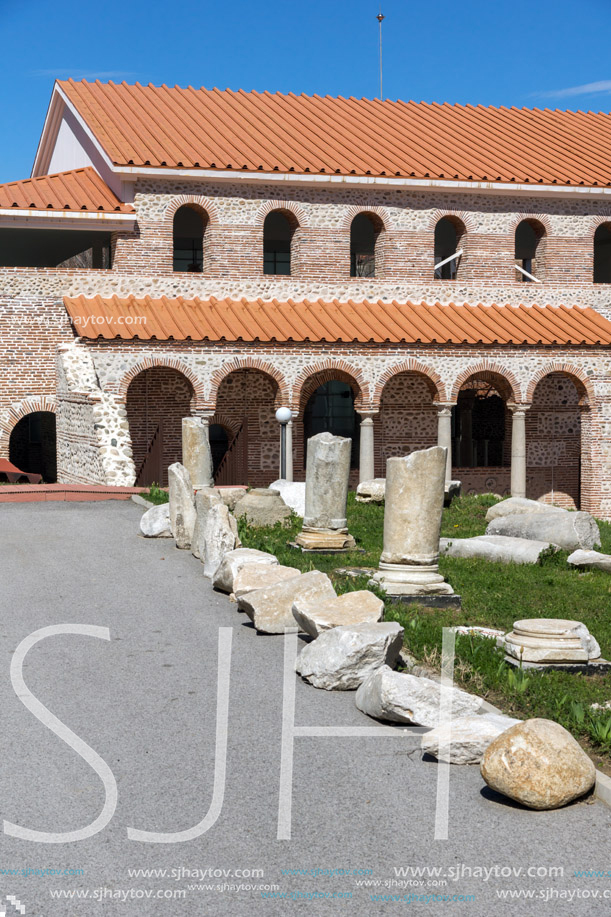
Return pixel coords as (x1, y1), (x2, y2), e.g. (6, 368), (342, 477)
(2, 175), (611, 514)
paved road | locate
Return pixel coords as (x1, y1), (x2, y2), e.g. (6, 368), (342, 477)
(0, 501), (609, 917)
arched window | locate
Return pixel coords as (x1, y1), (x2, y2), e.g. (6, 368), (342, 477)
(515, 219), (545, 282)
(594, 223), (611, 283)
(263, 211), (294, 275)
(303, 381), (359, 468)
(434, 217), (463, 279)
(173, 205), (206, 272)
(350, 213), (380, 277)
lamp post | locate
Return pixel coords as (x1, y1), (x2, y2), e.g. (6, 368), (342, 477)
(275, 407), (292, 480)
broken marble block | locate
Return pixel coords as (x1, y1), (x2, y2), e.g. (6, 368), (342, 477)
(421, 713), (521, 764)
(295, 623), (404, 690)
(233, 563), (301, 599)
(212, 547), (278, 593)
(238, 570), (336, 634)
(139, 502), (172, 538)
(292, 590), (384, 638)
(355, 665), (483, 726)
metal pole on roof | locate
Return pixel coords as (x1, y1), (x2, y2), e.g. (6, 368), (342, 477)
(377, 8), (385, 99)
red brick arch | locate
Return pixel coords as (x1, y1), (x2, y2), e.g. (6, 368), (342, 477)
(119, 358), (204, 407)
(526, 363), (593, 406)
(508, 213), (553, 236)
(293, 361), (369, 414)
(164, 195), (221, 225)
(374, 361), (446, 407)
(0, 396), (56, 447)
(589, 215), (611, 241)
(426, 209), (477, 233)
(255, 200), (310, 228)
(450, 362), (521, 403)
(340, 205), (393, 232)
(208, 358), (289, 410)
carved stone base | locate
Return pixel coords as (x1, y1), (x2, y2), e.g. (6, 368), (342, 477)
(370, 561), (454, 597)
(295, 527), (356, 551)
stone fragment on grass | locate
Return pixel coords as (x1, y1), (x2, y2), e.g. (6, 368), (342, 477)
(485, 497), (565, 522)
(269, 480), (306, 517)
(296, 623), (404, 690)
(355, 479), (386, 503)
(292, 590), (384, 638)
(212, 547), (278, 593)
(168, 462), (197, 549)
(217, 487), (248, 512)
(355, 666), (483, 725)
(234, 489), (293, 527)
(440, 534), (554, 564)
(238, 570), (336, 634)
(139, 502), (172, 538)
(233, 563), (301, 598)
(480, 718), (596, 809)
(567, 549), (611, 573)
(486, 511), (601, 552)
(421, 713), (521, 764)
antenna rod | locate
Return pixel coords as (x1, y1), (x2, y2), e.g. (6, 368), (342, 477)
(376, 8), (385, 99)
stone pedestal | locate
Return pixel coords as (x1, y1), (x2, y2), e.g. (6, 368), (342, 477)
(371, 446), (454, 597)
(295, 432), (356, 551)
(182, 417), (214, 490)
(504, 618), (599, 664)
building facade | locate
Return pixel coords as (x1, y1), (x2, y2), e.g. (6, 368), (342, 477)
(2, 80), (611, 516)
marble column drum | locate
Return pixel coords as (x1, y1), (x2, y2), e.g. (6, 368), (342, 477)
(182, 416), (214, 490)
(371, 445), (454, 596)
(295, 432), (356, 550)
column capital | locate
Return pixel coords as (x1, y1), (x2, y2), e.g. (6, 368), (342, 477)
(507, 402), (531, 414)
(434, 401), (455, 416)
(358, 409), (379, 419)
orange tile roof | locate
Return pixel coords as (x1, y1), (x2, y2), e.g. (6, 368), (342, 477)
(0, 168), (133, 213)
(58, 79), (611, 186)
(63, 296), (611, 346)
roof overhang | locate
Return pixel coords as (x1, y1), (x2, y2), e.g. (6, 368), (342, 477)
(0, 209), (136, 231)
(33, 83), (611, 201)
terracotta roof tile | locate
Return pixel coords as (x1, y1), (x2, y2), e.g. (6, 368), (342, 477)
(63, 295), (611, 346)
(0, 167), (133, 213)
(57, 79), (611, 186)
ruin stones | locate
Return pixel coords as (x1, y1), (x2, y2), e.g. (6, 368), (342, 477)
(211, 547), (278, 593)
(421, 713), (521, 765)
(295, 432), (356, 550)
(181, 417), (214, 490)
(199, 503), (241, 578)
(191, 489), (223, 559)
(233, 564), (301, 598)
(269, 480), (306, 517)
(480, 718), (596, 809)
(355, 666), (483, 726)
(485, 497), (565, 522)
(504, 618), (601, 664)
(440, 534), (555, 565)
(238, 570), (337, 634)
(139, 502), (173, 537)
(295, 622), (404, 690)
(168, 462), (197, 549)
(486, 510), (601, 552)
(292, 590), (384, 638)
(234, 489), (293, 527)
(370, 446), (454, 597)
(355, 479), (386, 504)
(567, 549), (611, 573)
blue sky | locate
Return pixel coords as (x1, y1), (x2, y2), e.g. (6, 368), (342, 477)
(1, 0), (610, 183)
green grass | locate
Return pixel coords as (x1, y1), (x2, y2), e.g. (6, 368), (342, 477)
(239, 492), (611, 756)
(144, 483), (169, 505)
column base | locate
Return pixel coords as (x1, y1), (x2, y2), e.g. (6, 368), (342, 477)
(294, 527), (356, 551)
(370, 561), (454, 597)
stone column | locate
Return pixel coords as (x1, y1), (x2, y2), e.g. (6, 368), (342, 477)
(359, 414), (376, 483)
(296, 432), (356, 550)
(509, 404), (529, 499)
(285, 419), (294, 483)
(371, 446), (455, 597)
(435, 403), (454, 487)
(182, 416), (214, 491)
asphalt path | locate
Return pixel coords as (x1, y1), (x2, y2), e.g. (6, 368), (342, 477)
(0, 501), (609, 917)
